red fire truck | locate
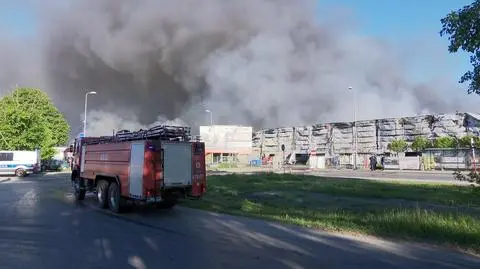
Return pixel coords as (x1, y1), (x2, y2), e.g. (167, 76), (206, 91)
(69, 125), (206, 213)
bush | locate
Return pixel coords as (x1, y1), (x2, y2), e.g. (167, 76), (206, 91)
(387, 139), (408, 153)
(453, 169), (480, 185)
(433, 136), (456, 148)
(411, 136), (430, 152)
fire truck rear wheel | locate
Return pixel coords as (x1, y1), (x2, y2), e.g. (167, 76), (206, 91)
(108, 182), (124, 213)
(73, 179), (86, 201)
(96, 180), (110, 209)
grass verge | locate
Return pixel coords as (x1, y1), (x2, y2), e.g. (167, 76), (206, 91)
(182, 173), (480, 252)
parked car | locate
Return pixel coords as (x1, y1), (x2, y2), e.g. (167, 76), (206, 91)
(41, 159), (64, 172)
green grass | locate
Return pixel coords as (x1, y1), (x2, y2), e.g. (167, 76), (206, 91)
(201, 173), (480, 207)
(214, 163), (238, 169)
(182, 173), (480, 252)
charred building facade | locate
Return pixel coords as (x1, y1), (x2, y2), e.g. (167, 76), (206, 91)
(253, 112), (480, 167)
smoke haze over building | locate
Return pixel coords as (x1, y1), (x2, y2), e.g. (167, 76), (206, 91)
(0, 0), (476, 137)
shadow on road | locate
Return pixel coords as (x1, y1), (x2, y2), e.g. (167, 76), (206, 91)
(0, 177), (12, 183)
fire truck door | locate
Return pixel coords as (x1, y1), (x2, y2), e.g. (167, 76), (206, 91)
(162, 142), (192, 187)
(80, 145), (86, 173)
(129, 142), (145, 198)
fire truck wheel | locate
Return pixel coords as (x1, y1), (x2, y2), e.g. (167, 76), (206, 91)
(73, 179), (86, 201)
(96, 180), (110, 209)
(108, 182), (123, 213)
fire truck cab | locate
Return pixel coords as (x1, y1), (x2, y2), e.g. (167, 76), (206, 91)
(69, 125), (206, 213)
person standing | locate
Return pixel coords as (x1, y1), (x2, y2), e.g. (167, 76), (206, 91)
(369, 155), (375, 171)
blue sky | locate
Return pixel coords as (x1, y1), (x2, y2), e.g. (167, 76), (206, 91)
(318, 0), (474, 86)
(0, 1), (36, 36)
(0, 0), (475, 88)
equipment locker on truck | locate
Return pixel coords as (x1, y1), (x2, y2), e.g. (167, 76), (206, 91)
(68, 125), (206, 213)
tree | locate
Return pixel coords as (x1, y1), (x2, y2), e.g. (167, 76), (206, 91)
(387, 139), (408, 153)
(0, 88), (70, 159)
(440, 1), (480, 94)
(433, 136), (456, 148)
(411, 136), (429, 152)
(459, 135), (480, 147)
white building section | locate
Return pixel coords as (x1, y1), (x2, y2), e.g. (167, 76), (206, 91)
(129, 142), (145, 198)
(53, 147), (67, 160)
(200, 125), (253, 154)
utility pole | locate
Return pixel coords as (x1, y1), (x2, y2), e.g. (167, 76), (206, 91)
(472, 137), (476, 173)
(205, 109), (213, 125)
(83, 91), (97, 137)
(348, 86), (357, 170)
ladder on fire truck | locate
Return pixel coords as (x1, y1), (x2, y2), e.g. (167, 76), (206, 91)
(81, 125), (193, 145)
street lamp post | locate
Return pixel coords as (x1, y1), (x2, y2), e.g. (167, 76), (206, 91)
(471, 137), (477, 173)
(348, 86), (357, 170)
(205, 109), (213, 126)
(83, 91), (97, 137)
(454, 136), (459, 170)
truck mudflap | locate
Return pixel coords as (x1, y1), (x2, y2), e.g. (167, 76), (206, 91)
(146, 196), (163, 203)
(128, 193), (163, 204)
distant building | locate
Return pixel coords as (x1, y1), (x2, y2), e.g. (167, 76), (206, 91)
(252, 112), (480, 168)
(199, 125), (253, 165)
(53, 147), (68, 161)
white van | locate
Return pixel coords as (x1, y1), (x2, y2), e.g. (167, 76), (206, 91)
(0, 150), (41, 177)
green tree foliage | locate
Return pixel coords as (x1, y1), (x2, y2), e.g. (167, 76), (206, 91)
(411, 136), (430, 152)
(0, 88), (70, 159)
(459, 135), (480, 147)
(440, 1), (480, 94)
(433, 136), (457, 148)
(387, 139), (408, 153)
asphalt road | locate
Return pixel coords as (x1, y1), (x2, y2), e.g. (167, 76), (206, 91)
(0, 173), (479, 269)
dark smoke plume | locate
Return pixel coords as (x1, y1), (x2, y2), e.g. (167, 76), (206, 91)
(0, 0), (475, 137)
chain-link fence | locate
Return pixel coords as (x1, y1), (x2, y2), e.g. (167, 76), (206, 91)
(422, 148), (479, 170)
(315, 148), (480, 171)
